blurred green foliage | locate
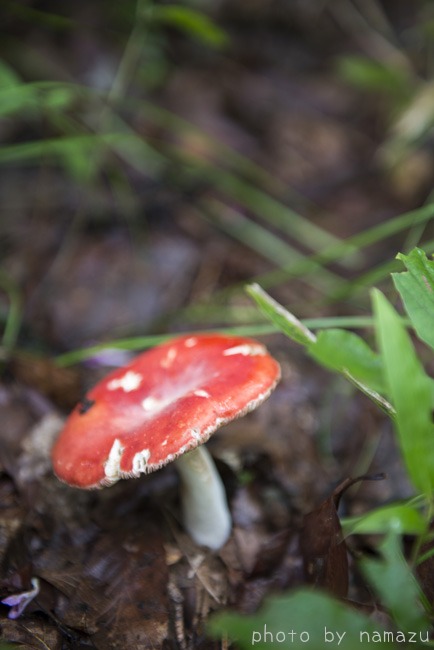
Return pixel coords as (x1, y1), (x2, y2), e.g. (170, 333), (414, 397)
(210, 536), (431, 648)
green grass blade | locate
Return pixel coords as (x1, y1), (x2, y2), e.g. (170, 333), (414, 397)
(0, 132), (158, 166)
(202, 201), (312, 268)
(210, 170), (347, 254)
(54, 335), (172, 367)
(201, 201), (346, 295)
(152, 5), (228, 48)
(165, 140), (354, 261)
(246, 283), (316, 346)
(54, 318), (378, 368)
(347, 203), (434, 249)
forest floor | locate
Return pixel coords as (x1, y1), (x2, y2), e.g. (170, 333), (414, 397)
(0, 1), (432, 648)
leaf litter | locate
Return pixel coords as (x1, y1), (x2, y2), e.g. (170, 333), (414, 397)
(1, 1), (432, 647)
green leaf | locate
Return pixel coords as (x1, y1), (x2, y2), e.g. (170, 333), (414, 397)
(336, 55), (410, 97)
(392, 247), (434, 351)
(246, 284), (394, 416)
(373, 289), (434, 494)
(0, 85), (39, 117)
(152, 6), (228, 48)
(209, 589), (389, 649)
(360, 533), (430, 633)
(342, 503), (426, 536)
(42, 86), (74, 110)
(309, 329), (384, 394)
(246, 283), (316, 346)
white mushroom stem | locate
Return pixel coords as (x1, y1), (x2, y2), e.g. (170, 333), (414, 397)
(175, 445), (231, 550)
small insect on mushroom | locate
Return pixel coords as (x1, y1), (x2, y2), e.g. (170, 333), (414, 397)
(51, 334), (280, 549)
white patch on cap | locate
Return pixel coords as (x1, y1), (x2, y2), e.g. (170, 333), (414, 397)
(223, 344), (265, 356)
(193, 389), (210, 398)
(107, 371), (143, 392)
(132, 448), (151, 474)
(184, 337), (198, 347)
(142, 396), (163, 412)
(104, 439), (124, 481)
(160, 347), (177, 368)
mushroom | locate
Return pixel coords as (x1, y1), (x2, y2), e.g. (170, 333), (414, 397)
(51, 334), (280, 549)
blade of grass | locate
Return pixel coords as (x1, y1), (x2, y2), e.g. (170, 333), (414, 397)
(331, 238), (434, 301)
(343, 203), (434, 250)
(8, 76), (433, 293)
(2, 1), (75, 30)
(55, 334), (174, 367)
(176, 297), (376, 327)
(151, 5), (228, 48)
(54, 317), (378, 368)
(330, 258), (401, 301)
(200, 200), (347, 295)
(207, 168), (351, 256)
(161, 140), (359, 263)
(0, 131), (166, 178)
(54, 326), (280, 367)
(201, 200), (310, 267)
(234, 205), (434, 299)
(246, 283), (316, 345)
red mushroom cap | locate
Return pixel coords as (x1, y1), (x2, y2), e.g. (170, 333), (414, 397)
(52, 334), (281, 488)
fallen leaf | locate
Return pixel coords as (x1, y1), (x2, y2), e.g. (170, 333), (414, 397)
(300, 475), (385, 597)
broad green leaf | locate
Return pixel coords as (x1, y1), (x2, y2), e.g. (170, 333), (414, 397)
(342, 503), (426, 536)
(246, 283), (316, 346)
(373, 289), (434, 494)
(361, 533), (430, 633)
(209, 589), (389, 649)
(392, 247), (434, 351)
(309, 329), (384, 394)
